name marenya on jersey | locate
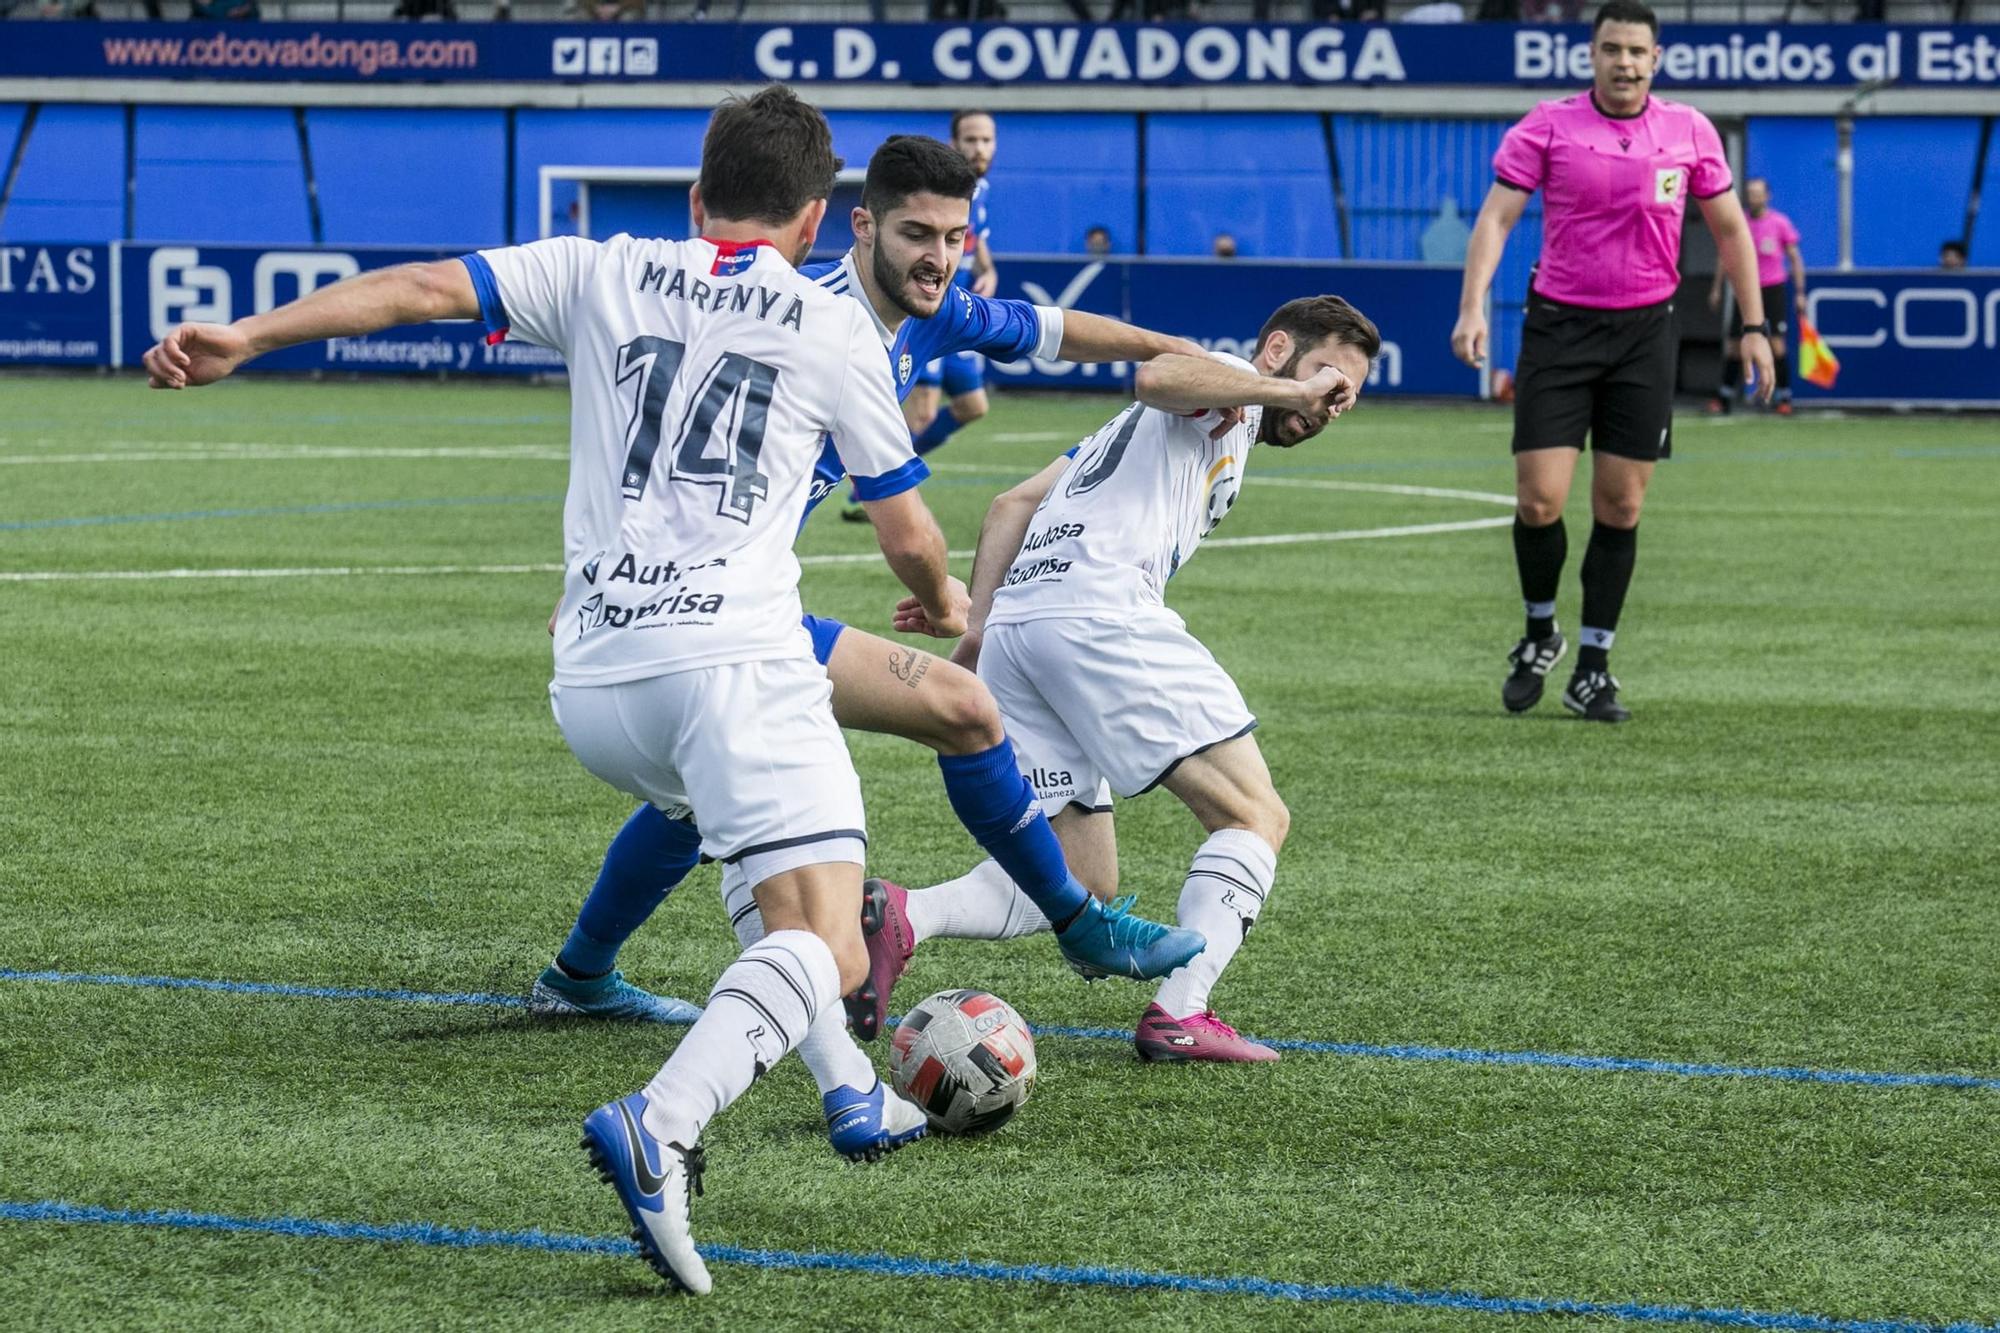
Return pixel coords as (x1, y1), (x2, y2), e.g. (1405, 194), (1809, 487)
(635, 260), (808, 333)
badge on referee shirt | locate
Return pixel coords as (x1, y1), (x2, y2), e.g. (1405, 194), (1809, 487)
(1654, 169), (1685, 205)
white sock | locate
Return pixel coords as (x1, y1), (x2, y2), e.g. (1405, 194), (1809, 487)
(1152, 828), (1276, 1020)
(640, 927), (839, 1147)
(904, 858), (1051, 944)
(720, 864), (876, 1097)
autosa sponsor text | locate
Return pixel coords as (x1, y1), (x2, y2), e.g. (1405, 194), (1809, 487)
(755, 24), (1410, 83)
(101, 31), (475, 77)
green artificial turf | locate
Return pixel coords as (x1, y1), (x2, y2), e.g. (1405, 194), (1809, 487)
(2, 376), (1996, 1329)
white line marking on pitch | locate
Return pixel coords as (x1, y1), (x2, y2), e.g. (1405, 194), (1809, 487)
(0, 445), (567, 466)
(0, 519), (1508, 584)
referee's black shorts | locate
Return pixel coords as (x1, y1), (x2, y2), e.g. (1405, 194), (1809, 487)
(1728, 284), (1791, 339)
(1512, 292), (1676, 462)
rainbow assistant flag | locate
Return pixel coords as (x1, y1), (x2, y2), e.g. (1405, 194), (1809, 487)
(1797, 316), (1841, 389)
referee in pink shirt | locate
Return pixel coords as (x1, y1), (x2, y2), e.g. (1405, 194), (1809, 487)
(1452, 0), (1774, 724)
(1708, 176), (1806, 416)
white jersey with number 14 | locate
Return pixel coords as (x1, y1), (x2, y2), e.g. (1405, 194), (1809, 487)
(465, 234), (923, 686)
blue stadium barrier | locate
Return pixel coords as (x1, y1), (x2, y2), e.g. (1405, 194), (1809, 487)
(1145, 114), (1335, 260)
(309, 109), (507, 250)
(1333, 116), (1540, 375)
(0, 104), (28, 195)
(1972, 128), (2000, 265)
(511, 108), (710, 243)
(1744, 117), (1840, 271)
(0, 105), (125, 243)
(133, 107), (310, 246)
(1850, 117), (1982, 268)
(982, 113), (1138, 256)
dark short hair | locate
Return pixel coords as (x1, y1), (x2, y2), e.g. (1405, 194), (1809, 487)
(696, 86), (842, 226)
(862, 135), (979, 216)
(1254, 296), (1382, 363)
(950, 108), (993, 139)
(1941, 239), (1968, 255)
(1592, 0), (1659, 38)
(1085, 225), (1110, 237)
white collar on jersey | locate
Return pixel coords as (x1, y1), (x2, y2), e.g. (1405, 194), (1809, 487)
(835, 250), (902, 350)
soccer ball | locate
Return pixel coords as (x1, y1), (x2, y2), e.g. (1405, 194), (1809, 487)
(888, 989), (1037, 1135)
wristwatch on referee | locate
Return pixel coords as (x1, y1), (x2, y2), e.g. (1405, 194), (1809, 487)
(1741, 320), (1774, 337)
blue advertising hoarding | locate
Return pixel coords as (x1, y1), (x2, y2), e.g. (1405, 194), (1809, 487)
(119, 242), (562, 377)
(988, 257), (1476, 398)
(0, 243), (114, 367)
(2, 241), (1991, 405)
(2, 22), (1995, 90)
(1798, 271), (2000, 407)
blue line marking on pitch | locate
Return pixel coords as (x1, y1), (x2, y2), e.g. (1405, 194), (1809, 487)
(0, 494), (562, 533)
(2, 1201), (1992, 1331)
(2, 967), (1993, 1092)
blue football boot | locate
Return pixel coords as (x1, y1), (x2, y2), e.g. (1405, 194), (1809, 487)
(580, 1092), (711, 1295)
(822, 1079), (928, 1164)
(1056, 894), (1206, 982)
(529, 965), (703, 1024)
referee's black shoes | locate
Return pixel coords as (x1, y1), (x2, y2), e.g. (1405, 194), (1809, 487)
(1502, 631), (1567, 713)
(1561, 668), (1632, 724)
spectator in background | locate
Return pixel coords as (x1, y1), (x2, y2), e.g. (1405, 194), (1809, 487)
(1085, 226), (1113, 256)
(1940, 240), (1968, 270)
(1212, 231), (1238, 259)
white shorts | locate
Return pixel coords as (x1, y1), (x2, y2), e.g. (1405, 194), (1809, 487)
(980, 612), (1257, 814)
(549, 657), (866, 889)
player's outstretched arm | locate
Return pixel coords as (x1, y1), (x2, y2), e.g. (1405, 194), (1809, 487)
(1451, 182), (1530, 367)
(866, 490), (969, 639)
(1056, 310), (1204, 365)
(144, 260), (479, 389)
(1135, 353), (1353, 422)
(1698, 191), (1776, 403)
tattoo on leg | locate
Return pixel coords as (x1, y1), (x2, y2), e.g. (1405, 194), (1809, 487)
(887, 649), (932, 690)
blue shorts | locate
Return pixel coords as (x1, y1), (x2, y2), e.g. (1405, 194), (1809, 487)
(802, 612), (847, 666)
(915, 350), (986, 397)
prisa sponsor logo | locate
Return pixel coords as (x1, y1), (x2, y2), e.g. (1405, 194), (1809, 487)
(576, 589), (726, 636)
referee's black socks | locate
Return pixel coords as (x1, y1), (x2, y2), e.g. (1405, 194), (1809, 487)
(1512, 515), (1566, 641)
(1578, 520), (1638, 672)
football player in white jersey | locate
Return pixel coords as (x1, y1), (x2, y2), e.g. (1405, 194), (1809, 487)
(891, 297), (1382, 1063)
(141, 87), (969, 1296)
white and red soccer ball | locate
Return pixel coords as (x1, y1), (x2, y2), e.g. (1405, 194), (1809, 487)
(888, 989), (1037, 1135)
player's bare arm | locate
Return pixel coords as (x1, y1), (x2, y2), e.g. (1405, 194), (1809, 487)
(944, 454), (1068, 670)
(1056, 310), (1204, 364)
(1134, 353), (1352, 421)
(865, 489), (969, 638)
(1788, 241), (1808, 313)
(143, 260), (478, 389)
(1699, 190), (1777, 403)
(1452, 182), (1531, 367)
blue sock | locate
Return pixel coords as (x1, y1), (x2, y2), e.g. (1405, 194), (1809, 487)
(936, 739), (1090, 929)
(556, 805), (703, 979)
(912, 407), (961, 457)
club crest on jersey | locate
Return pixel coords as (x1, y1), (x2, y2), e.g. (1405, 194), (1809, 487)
(898, 352), (913, 383)
(1654, 169), (1685, 204)
(711, 244), (759, 277)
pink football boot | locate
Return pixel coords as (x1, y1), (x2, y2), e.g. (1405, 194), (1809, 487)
(1134, 1003), (1280, 1064)
(843, 878), (915, 1041)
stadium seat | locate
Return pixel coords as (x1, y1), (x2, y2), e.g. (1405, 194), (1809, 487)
(133, 107), (311, 246)
(1148, 114), (1335, 259)
(309, 109), (507, 250)
(0, 105), (126, 242)
(983, 113), (1138, 255)
(513, 109), (711, 244)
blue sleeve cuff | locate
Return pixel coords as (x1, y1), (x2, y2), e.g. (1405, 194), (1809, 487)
(849, 456), (930, 501)
(1065, 446), (1081, 459)
(459, 253), (510, 342)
